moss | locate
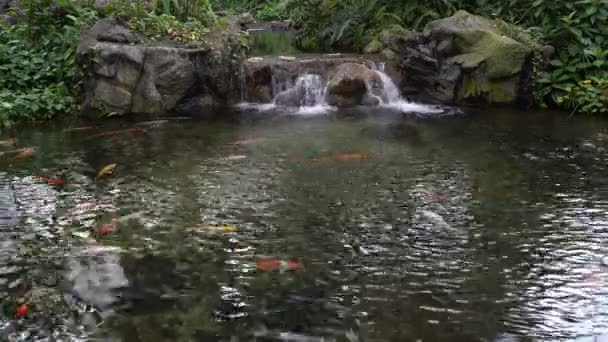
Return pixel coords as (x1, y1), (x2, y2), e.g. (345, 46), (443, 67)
(450, 30), (531, 79)
(364, 39), (384, 54)
(460, 72), (518, 103)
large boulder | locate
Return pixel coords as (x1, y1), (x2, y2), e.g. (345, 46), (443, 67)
(77, 18), (247, 116)
(326, 63), (382, 107)
(386, 10), (536, 106)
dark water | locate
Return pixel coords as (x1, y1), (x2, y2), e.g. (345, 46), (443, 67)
(2, 107), (608, 341)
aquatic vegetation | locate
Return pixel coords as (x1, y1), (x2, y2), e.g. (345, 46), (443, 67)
(96, 163), (117, 180)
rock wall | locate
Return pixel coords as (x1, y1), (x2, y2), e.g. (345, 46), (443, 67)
(370, 10), (544, 107)
(77, 18), (247, 116)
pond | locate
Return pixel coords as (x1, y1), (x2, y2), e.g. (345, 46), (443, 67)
(1, 106), (608, 341)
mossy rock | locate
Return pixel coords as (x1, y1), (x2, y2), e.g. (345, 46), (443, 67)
(364, 39), (384, 54)
(425, 10), (531, 103)
(425, 10), (531, 79)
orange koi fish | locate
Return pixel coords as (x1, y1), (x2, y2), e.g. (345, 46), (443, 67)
(312, 151), (369, 161)
(14, 147), (35, 160)
(35, 176), (65, 186)
(97, 218), (119, 237)
(256, 260), (302, 271)
(87, 128), (145, 139)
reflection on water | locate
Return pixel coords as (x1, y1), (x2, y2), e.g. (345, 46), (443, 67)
(2, 108), (608, 340)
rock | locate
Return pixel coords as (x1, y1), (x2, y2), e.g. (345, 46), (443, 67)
(270, 20), (294, 31)
(252, 85), (273, 103)
(326, 63), (381, 107)
(0, 0), (10, 15)
(388, 10), (534, 106)
(247, 57), (264, 62)
(228, 12), (255, 31)
(279, 56), (296, 61)
(539, 45), (555, 66)
(381, 48), (397, 60)
(274, 88), (300, 106)
(77, 18), (247, 116)
(424, 10), (531, 104)
(98, 24), (142, 44)
(364, 39), (384, 54)
(242, 55), (368, 104)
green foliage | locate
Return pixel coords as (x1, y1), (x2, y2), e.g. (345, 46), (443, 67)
(127, 11), (210, 42)
(0, 3), (98, 128)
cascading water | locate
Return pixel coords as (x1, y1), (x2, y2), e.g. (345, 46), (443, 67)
(369, 62), (446, 115)
(369, 63), (401, 104)
(272, 73), (333, 114)
(293, 74), (327, 107)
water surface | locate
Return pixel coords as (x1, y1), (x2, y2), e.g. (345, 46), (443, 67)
(1, 107), (608, 341)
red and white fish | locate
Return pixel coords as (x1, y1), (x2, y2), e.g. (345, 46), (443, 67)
(256, 260), (302, 272)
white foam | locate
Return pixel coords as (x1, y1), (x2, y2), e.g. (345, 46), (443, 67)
(237, 102), (277, 111)
(382, 100), (447, 114)
(294, 104), (336, 115)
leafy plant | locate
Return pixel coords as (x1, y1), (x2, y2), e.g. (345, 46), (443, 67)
(127, 11), (210, 42)
(0, 3), (98, 128)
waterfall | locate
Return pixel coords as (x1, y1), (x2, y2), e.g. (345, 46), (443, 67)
(272, 73), (332, 114)
(369, 62), (401, 104)
(370, 62), (446, 114)
(293, 74), (327, 106)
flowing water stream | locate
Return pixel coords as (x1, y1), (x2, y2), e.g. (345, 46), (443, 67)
(1, 107), (608, 341)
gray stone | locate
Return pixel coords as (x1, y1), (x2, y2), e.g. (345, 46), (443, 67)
(274, 88), (300, 106)
(326, 63), (381, 107)
(92, 80), (132, 111)
(77, 18), (247, 116)
(387, 10), (535, 106)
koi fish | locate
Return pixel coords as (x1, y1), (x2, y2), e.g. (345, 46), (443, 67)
(311, 151), (368, 161)
(35, 176), (65, 186)
(97, 218), (119, 237)
(63, 126), (98, 132)
(228, 138), (260, 146)
(256, 260), (302, 271)
(14, 304), (29, 319)
(96, 163), (116, 179)
(188, 224), (237, 233)
(87, 128), (145, 139)
(14, 147), (35, 160)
